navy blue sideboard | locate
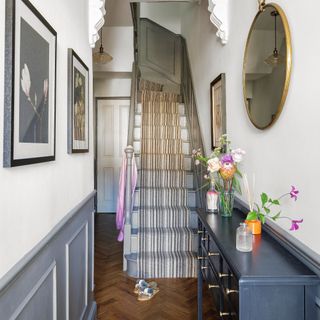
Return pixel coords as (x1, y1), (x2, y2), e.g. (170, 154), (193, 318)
(197, 209), (320, 320)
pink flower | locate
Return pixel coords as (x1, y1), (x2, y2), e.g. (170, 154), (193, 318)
(231, 148), (246, 163)
(290, 186), (299, 201)
(290, 219), (303, 231)
(207, 157), (220, 173)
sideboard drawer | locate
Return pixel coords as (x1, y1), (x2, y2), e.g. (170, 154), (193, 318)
(197, 210), (320, 320)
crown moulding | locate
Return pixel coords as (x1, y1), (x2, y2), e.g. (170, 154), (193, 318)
(89, 0), (106, 48)
(208, 0), (229, 44)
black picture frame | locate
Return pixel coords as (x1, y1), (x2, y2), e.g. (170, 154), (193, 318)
(210, 73), (226, 150)
(67, 49), (89, 154)
(3, 0), (57, 167)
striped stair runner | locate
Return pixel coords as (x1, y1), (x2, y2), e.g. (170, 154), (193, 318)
(137, 85), (196, 278)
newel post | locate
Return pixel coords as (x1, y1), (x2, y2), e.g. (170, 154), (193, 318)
(123, 145), (134, 271)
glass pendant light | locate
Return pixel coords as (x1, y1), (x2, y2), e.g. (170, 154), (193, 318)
(264, 10), (284, 66)
(92, 29), (113, 65)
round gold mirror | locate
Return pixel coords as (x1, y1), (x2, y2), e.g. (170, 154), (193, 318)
(243, 3), (292, 129)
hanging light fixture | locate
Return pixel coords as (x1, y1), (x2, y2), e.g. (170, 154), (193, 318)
(93, 28), (113, 65)
(264, 10), (285, 66)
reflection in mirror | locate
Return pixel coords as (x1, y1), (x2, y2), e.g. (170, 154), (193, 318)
(243, 4), (291, 129)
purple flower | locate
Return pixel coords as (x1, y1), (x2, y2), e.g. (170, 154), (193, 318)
(289, 219), (303, 231)
(221, 154), (234, 165)
(290, 186), (299, 201)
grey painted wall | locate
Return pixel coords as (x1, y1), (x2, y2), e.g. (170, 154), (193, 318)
(0, 192), (96, 320)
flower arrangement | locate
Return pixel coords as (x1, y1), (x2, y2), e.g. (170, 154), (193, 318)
(192, 134), (245, 194)
(243, 173), (303, 231)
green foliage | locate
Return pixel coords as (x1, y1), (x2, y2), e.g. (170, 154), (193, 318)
(246, 211), (258, 220)
(232, 176), (242, 195)
(261, 193), (268, 206)
(246, 191), (284, 224)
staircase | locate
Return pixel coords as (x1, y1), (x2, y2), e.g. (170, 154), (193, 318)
(126, 80), (197, 278)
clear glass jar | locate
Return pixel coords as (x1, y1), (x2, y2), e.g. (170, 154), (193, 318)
(236, 223), (253, 252)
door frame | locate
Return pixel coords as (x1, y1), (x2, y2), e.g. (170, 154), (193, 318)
(94, 97), (131, 212)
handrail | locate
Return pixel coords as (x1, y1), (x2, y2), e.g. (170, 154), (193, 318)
(127, 62), (138, 147)
(180, 38), (206, 209)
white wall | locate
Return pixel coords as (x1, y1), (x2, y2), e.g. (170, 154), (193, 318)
(93, 26), (133, 98)
(140, 2), (187, 34)
(181, 0), (320, 256)
(94, 78), (131, 97)
(93, 26), (134, 73)
(0, 0), (94, 278)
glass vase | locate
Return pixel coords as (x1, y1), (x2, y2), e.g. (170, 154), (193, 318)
(206, 182), (218, 213)
(236, 223), (253, 252)
(219, 190), (234, 217)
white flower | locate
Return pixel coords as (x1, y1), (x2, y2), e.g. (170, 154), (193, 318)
(231, 148), (246, 163)
(207, 157), (220, 173)
(21, 64), (31, 98)
(195, 159), (200, 166)
(43, 79), (48, 102)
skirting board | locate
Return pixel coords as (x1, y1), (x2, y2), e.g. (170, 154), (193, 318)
(0, 191), (97, 320)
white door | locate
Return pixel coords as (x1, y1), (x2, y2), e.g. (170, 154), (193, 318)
(97, 99), (130, 213)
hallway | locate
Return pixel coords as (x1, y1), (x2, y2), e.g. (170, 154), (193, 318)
(94, 214), (217, 319)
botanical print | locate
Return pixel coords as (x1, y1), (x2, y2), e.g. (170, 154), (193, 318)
(19, 18), (49, 143)
(73, 67), (86, 141)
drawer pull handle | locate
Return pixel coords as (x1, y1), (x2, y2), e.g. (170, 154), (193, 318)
(218, 273), (229, 278)
(208, 284), (219, 289)
(220, 311), (236, 317)
(208, 252), (220, 256)
(197, 230), (204, 234)
(226, 289), (239, 295)
(201, 237), (208, 241)
(201, 266), (208, 270)
(197, 256), (207, 260)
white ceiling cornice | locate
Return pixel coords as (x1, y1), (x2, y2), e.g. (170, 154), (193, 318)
(208, 0), (229, 44)
(89, 0), (106, 48)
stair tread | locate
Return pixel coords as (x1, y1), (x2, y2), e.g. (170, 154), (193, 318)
(136, 186), (195, 191)
(133, 206), (197, 211)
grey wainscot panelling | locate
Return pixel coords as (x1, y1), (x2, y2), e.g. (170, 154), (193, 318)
(0, 192), (96, 320)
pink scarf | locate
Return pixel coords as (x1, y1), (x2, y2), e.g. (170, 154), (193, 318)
(116, 154), (137, 241)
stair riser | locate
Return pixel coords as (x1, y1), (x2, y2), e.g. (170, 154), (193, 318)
(135, 114), (187, 128)
(131, 210), (198, 229)
(134, 155), (192, 171)
(133, 140), (190, 155)
(136, 103), (185, 115)
(134, 190), (196, 207)
(130, 233), (197, 253)
(134, 127), (189, 141)
(136, 172), (193, 188)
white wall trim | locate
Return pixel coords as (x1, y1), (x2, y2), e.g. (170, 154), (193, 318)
(88, 0), (106, 48)
(207, 0), (229, 44)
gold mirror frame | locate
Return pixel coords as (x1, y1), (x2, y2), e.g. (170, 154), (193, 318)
(242, 3), (292, 130)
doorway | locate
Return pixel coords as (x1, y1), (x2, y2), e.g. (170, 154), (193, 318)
(96, 98), (130, 213)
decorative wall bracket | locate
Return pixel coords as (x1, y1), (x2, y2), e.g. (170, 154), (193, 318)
(88, 0), (106, 48)
(207, 0), (229, 45)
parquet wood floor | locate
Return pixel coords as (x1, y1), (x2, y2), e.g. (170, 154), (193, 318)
(94, 214), (218, 320)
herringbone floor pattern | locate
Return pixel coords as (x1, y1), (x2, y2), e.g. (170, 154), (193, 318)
(94, 214), (218, 320)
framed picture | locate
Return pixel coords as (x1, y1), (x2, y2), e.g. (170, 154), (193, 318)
(3, 0), (57, 167)
(210, 73), (226, 150)
(67, 49), (89, 153)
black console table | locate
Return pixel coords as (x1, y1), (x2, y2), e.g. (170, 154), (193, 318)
(197, 209), (319, 320)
